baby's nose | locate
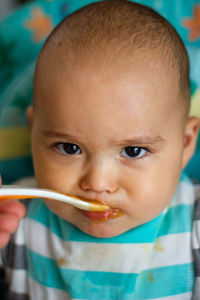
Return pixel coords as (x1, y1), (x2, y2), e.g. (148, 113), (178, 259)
(79, 161), (118, 194)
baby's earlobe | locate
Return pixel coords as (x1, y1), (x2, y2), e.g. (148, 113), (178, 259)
(182, 117), (200, 168)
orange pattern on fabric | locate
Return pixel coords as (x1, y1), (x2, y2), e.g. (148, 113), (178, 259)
(183, 5), (200, 41)
(25, 7), (54, 42)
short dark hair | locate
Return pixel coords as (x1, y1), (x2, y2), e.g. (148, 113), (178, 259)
(36, 0), (190, 114)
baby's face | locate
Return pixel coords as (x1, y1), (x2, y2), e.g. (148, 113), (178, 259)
(30, 55), (188, 238)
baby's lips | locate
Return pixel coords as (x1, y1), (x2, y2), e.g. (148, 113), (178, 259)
(82, 207), (124, 222)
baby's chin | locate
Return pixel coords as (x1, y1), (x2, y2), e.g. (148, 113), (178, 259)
(71, 215), (134, 238)
(76, 223), (125, 238)
(44, 200), (138, 238)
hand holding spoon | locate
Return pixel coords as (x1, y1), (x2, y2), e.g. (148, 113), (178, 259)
(0, 185), (109, 212)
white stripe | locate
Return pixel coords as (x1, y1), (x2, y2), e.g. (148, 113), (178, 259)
(5, 267), (28, 294)
(25, 219), (193, 273)
(152, 292), (192, 300)
(28, 277), (71, 300)
(148, 232), (193, 269)
(14, 218), (25, 245)
(170, 181), (195, 207)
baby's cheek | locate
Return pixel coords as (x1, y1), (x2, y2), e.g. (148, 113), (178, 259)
(43, 199), (73, 221)
(126, 186), (165, 220)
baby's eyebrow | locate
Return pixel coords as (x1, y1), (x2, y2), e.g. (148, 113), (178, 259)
(41, 130), (79, 140)
(116, 135), (167, 146)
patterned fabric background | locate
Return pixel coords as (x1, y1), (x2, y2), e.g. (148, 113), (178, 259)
(0, 0), (200, 183)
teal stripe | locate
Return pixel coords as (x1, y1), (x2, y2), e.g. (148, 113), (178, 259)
(185, 152), (200, 182)
(134, 264), (194, 299)
(157, 204), (194, 237)
(180, 171), (192, 183)
(27, 199), (193, 244)
(27, 247), (193, 299)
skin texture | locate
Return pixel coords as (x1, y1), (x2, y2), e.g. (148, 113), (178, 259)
(26, 52), (199, 238)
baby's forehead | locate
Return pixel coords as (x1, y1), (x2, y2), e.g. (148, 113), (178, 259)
(36, 52), (178, 115)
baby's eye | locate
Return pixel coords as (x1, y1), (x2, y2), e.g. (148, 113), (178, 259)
(56, 143), (81, 155)
(121, 146), (147, 159)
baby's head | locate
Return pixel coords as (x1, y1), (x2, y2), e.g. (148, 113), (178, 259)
(28, 0), (199, 237)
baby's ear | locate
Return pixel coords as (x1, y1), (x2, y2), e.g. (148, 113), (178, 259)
(182, 117), (200, 168)
(26, 106), (33, 128)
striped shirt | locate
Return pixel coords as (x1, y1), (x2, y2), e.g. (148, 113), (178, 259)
(0, 176), (200, 299)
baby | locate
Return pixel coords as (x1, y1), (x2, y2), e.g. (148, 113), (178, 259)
(0, 0), (200, 299)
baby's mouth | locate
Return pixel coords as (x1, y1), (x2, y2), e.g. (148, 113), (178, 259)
(74, 196), (124, 222)
(81, 207), (124, 223)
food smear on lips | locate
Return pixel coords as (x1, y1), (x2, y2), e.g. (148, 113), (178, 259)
(74, 197), (124, 222)
(82, 208), (124, 223)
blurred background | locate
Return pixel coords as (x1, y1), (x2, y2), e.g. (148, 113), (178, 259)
(0, 0), (200, 184)
(0, 0), (30, 19)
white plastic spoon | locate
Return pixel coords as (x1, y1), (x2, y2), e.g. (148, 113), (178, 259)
(0, 185), (109, 212)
